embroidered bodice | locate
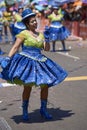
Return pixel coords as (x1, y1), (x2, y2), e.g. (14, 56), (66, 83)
(16, 30), (44, 49)
(48, 9), (63, 22)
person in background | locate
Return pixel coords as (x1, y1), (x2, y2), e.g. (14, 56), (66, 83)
(0, 12), (5, 55)
(36, 9), (49, 33)
(18, 6), (24, 16)
(0, 11), (3, 39)
(3, 7), (13, 42)
(12, 6), (26, 42)
(47, 6), (71, 52)
(0, 8), (68, 121)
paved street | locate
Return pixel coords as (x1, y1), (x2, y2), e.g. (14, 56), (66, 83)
(0, 39), (87, 130)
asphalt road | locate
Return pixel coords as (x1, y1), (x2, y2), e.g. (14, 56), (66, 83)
(0, 39), (87, 130)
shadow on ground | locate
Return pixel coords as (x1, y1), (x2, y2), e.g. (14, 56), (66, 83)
(50, 49), (71, 52)
(11, 107), (74, 124)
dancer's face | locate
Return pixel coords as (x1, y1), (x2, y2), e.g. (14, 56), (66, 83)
(29, 16), (37, 30)
(54, 9), (58, 15)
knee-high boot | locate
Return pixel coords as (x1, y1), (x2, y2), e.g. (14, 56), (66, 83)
(40, 99), (52, 119)
(22, 100), (29, 121)
(52, 42), (55, 52)
(61, 41), (66, 51)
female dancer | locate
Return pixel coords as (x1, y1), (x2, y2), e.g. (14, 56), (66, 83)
(0, 8), (68, 121)
(47, 6), (71, 52)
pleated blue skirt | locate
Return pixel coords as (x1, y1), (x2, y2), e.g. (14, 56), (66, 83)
(0, 47), (68, 87)
(49, 21), (71, 41)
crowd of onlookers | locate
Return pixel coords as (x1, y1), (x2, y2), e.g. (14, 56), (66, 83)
(61, 2), (87, 23)
(27, 0), (87, 23)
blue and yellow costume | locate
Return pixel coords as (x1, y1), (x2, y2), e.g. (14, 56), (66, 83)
(0, 14), (5, 54)
(0, 8), (68, 121)
(0, 30), (67, 87)
(47, 8), (70, 41)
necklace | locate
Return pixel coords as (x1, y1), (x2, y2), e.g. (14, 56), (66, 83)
(28, 30), (41, 42)
(30, 31), (39, 38)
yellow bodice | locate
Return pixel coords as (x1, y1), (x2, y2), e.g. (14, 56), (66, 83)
(16, 30), (44, 48)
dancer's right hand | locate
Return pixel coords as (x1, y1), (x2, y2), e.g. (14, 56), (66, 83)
(1, 57), (11, 69)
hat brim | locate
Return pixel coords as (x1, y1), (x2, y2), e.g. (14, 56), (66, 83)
(22, 13), (36, 21)
(53, 7), (59, 9)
